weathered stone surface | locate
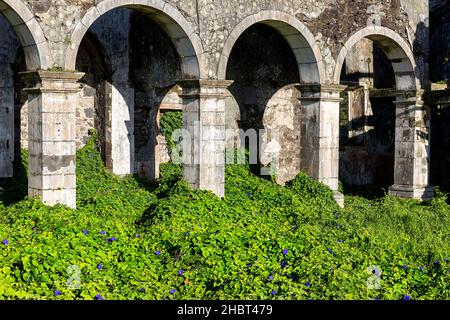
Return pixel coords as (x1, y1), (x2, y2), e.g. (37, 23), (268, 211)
(21, 70), (84, 208)
(262, 85), (301, 185)
(388, 91), (433, 200)
(0, 0), (437, 205)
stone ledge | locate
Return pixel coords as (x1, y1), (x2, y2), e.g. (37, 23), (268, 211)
(20, 71), (85, 94)
(388, 184), (435, 200)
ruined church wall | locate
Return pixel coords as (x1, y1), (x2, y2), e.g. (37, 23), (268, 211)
(13, 0), (427, 85)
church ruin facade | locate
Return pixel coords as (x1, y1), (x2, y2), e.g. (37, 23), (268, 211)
(0, 0), (445, 208)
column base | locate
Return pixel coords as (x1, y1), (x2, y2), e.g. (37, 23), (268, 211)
(388, 184), (435, 200)
(29, 188), (76, 209)
(333, 191), (345, 208)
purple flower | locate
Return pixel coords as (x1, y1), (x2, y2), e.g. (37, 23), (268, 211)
(374, 269), (381, 276)
(97, 264), (103, 270)
(246, 263), (252, 267)
(140, 288), (145, 293)
(305, 282), (311, 287)
(1, 239), (9, 245)
(246, 192), (252, 197)
(178, 270), (184, 276)
(375, 298), (380, 301)
(403, 295), (411, 301)
(337, 240), (342, 244)
(155, 250), (161, 255)
(82, 230), (88, 235)
(101, 230), (106, 236)
(420, 266), (425, 271)
(445, 258), (449, 263)
(327, 249), (333, 255)
(54, 290), (62, 297)
(268, 275), (273, 281)
(282, 249), (288, 255)
(270, 290), (277, 295)
(106, 237), (117, 243)
(95, 294), (104, 300)
(281, 261), (287, 268)
(135, 234), (139, 238)
(169, 289), (176, 295)
(435, 260), (440, 265)
(402, 265), (407, 270)
(293, 225), (299, 230)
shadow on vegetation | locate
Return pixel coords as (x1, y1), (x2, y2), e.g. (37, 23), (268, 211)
(341, 184), (387, 200)
(0, 151), (28, 206)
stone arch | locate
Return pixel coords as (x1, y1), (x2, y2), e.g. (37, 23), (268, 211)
(64, 0), (204, 79)
(0, 0), (52, 70)
(334, 26), (420, 91)
(76, 32), (113, 152)
(217, 10), (325, 84)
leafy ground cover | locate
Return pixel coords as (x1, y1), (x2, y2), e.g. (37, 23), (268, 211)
(0, 135), (449, 300)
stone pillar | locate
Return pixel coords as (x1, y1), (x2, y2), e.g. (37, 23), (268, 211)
(22, 71), (84, 209)
(0, 64), (14, 178)
(298, 84), (347, 207)
(178, 80), (233, 198)
(108, 83), (134, 176)
(389, 90), (434, 200)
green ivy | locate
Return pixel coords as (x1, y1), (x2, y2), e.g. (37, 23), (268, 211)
(160, 111), (182, 159)
(0, 133), (449, 300)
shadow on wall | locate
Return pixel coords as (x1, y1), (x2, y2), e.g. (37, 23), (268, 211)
(226, 23), (300, 169)
(129, 12), (182, 181)
(429, 4), (450, 82)
(413, 21), (429, 87)
(338, 40), (396, 190)
(0, 13), (27, 204)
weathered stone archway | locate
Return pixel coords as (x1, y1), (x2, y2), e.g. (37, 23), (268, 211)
(64, 0), (204, 79)
(0, 1), (51, 185)
(218, 11), (345, 205)
(65, 0), (205, 178)
(335, 26), (433, 200)
(0, 0), (52, 70)
(334, 26), (420, 91)
(217, 10), (325, 84)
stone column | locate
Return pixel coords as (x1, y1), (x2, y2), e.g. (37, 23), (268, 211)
(178, 80), (233, 198)
(389, 90), (434, 199)
(108, 83), (134, 176)
(22, 71), (84, 209)
(298, 84), (347, 207)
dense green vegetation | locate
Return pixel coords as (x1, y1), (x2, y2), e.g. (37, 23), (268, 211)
(0, 134), (449, 300)
(159, 111), (183, 159)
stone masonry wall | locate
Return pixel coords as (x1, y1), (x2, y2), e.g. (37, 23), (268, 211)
(0, 0), (432, 197)
(10, 0), (427, 84)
